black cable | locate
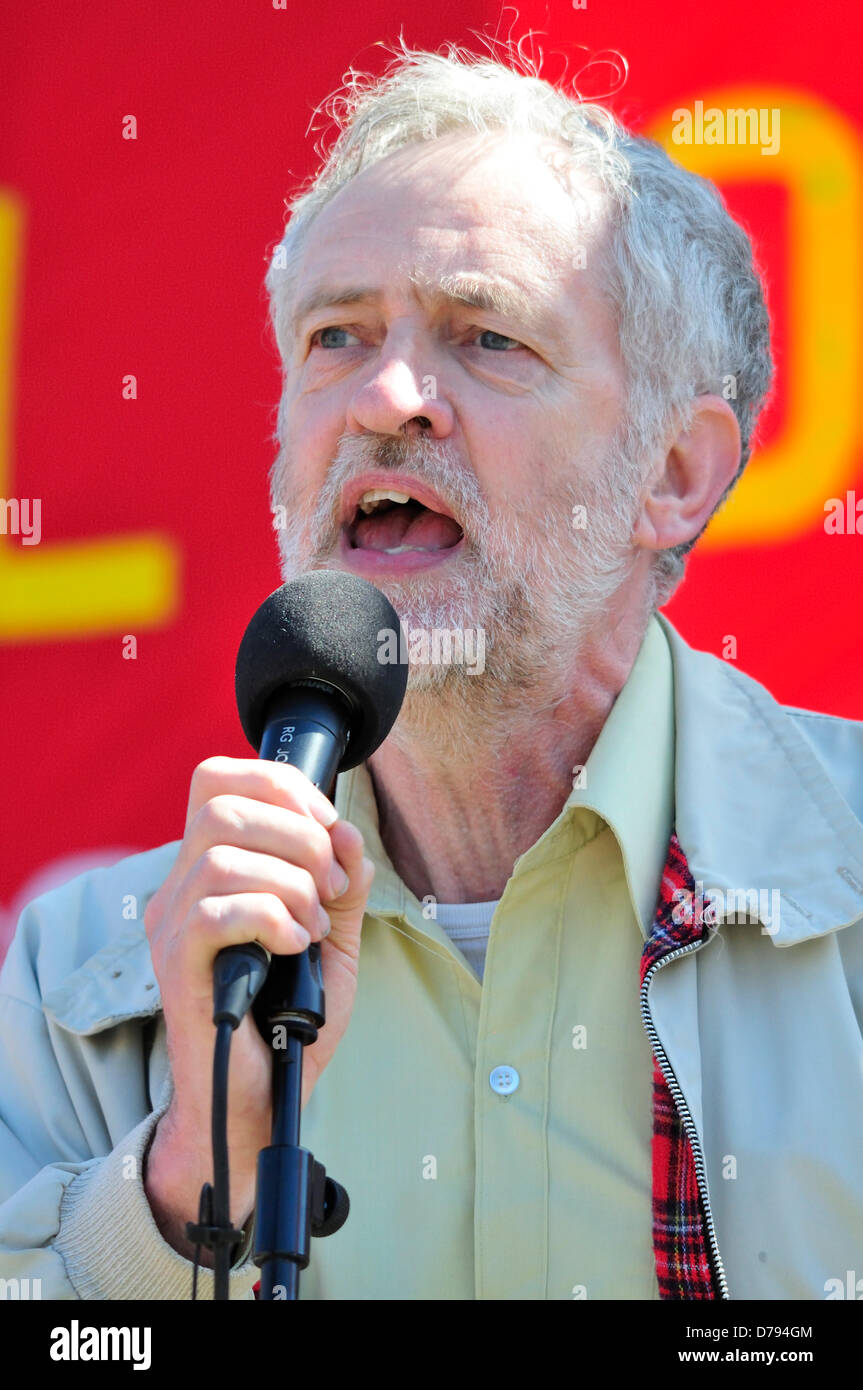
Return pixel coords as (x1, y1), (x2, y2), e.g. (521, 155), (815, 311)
(185, 943), (270, 1299)
(212, 1018), (234, 1302)
(190, 1184), (213, 1302)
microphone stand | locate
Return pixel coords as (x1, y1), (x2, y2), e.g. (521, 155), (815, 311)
(251, 685), (353, 1299)
(251, 946), (348, 1298)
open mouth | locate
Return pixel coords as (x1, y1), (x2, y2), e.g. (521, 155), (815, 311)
(345, 487), (464, 556)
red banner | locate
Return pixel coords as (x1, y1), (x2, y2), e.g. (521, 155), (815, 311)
(2, 0), (862, 953)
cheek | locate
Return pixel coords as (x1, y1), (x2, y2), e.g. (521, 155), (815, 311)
(458, 413), (530, 511)
(280, 404), (338, 499)
(483, 442), (561, 517)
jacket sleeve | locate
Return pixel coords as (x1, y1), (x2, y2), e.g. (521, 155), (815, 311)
(0, 889), (258, 1301)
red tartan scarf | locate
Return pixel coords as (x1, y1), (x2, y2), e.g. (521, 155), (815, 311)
(642, 832), (721, 1300)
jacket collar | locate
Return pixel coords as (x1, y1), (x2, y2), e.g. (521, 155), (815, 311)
(658, 613), (863, 944)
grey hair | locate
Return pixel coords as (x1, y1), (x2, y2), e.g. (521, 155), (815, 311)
(264, 36), (774, 607)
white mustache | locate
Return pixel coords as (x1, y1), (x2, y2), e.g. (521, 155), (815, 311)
(307, 434), (488, 551)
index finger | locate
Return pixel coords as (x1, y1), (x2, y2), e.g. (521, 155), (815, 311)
(185, 756), (339, 834)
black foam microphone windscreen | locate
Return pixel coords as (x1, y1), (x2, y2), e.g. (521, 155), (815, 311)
(234, 570), (408, 769)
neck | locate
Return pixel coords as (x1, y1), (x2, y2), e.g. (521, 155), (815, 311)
(367, 607), (652, 903)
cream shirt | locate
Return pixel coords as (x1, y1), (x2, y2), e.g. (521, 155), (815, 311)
(297, 616), (675, 1299)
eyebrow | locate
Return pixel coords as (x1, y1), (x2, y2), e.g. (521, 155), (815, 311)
(290, 271), (558, 345)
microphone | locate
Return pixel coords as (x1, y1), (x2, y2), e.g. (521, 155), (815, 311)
(213, 570), (408, 1028)
(234, 568), (408, 776)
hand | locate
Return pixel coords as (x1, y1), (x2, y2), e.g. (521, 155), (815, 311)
(142, 756), (374, 1261)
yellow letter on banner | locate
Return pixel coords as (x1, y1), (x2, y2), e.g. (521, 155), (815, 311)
(0, 191), (179, 641)
(650, 88), (862, 547)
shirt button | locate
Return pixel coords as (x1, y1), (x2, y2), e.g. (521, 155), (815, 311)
(489, 1065), (520, 1096)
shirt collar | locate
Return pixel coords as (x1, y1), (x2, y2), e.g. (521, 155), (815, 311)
(334, 761), (406, 919)
(335, 614), (674, 942)
(564, 614), (675, 938)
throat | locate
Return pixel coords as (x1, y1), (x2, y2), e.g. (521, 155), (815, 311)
(368, 723), (586, 904)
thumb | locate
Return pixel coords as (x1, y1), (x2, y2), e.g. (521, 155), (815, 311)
(321, 818), (375, 949)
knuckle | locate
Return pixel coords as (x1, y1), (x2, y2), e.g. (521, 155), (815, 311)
(196, 794), (244, 840)
(190, 895), (221, 926)
(184, 896), (223, 943)
(190, 756), (223, 800)
(199, 843), (236, 884)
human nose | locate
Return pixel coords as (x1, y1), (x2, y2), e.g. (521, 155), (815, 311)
(344, 341), (454, 439)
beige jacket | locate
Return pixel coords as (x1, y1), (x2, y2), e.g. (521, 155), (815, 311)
(1, 614), (863, 1299)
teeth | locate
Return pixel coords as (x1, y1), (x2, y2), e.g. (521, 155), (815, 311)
(382, 545), (434, 554)
(358, 488), (412, 514)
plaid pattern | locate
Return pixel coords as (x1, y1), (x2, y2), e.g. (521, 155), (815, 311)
(642, 832), (720, 1299)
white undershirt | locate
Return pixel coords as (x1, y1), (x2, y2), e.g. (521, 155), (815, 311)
(434, 899), (499, 982)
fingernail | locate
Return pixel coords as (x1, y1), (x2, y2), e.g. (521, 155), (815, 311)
(312, 798), (338, 828)
(317, 906), (332, 937)
(295, 925), (312, 949)
(329, 865), (350, 898)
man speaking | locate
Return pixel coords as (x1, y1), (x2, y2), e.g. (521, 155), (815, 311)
(2, 41), (863, 1301)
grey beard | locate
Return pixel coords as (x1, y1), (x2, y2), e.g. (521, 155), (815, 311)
(271, 430), (642, 739)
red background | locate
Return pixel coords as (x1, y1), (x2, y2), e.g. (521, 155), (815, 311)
(2, 0), (862, 954)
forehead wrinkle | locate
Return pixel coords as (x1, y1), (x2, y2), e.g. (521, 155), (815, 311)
(409, 267), (531, 321)
(288, 127), (607, 348)
(291, 265), (566, 349)
(412, 267), (572, 354)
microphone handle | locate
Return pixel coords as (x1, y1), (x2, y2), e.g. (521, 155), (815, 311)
(213, 682), (353, 1030)
(257, 681), (351, 795)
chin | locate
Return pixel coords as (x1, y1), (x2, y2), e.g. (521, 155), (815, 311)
(403, 662), (476, 694)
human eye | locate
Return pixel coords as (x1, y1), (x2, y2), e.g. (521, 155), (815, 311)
(309, 325), (363, 349)
(469, 328), (524, 351)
